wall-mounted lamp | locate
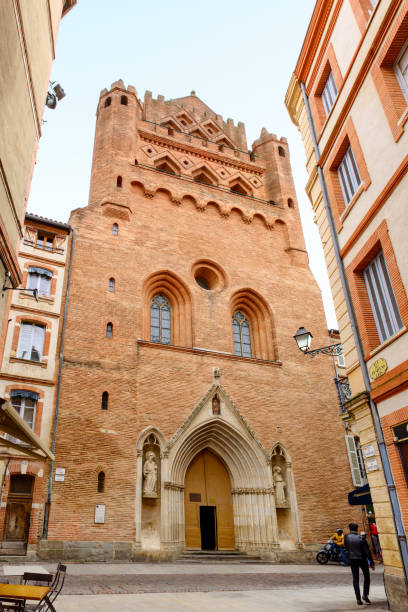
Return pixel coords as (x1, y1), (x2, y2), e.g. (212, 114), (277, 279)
(45, 81), (66, 110)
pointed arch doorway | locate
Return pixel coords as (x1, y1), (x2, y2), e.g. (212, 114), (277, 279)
(184, 449), (234, 550)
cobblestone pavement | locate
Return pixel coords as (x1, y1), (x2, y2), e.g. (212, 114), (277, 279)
(1, 562), (389, 611)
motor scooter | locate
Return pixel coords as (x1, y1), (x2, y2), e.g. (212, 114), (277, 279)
(316, 539), (344, 564)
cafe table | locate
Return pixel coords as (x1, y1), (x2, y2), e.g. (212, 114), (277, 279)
(0, 583), (51, 611)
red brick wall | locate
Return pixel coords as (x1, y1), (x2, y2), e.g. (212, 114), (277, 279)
(47, 87), (358, 546)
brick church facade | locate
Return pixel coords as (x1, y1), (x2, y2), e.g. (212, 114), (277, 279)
(39, 80), (358, 560)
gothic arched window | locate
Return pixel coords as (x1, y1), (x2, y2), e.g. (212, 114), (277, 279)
(232, 311), (252, 357)
(150, 294), (171, 345)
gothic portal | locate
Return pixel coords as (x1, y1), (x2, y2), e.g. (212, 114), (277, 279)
(40, 81), (359, 561)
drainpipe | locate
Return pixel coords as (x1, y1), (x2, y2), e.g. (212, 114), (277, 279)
(300, 81), (408, 584)
(42, 228), (75, 539)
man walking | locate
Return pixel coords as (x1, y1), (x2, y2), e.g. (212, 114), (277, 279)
(345, 522), (375, 605)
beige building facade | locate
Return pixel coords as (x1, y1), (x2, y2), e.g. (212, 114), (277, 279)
(286, 0), (408, 609)
(0, 0), (76, 362)
(0, 214), (71, 556)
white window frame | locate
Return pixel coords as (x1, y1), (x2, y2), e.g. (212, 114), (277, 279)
(17, 323), (45, 361)
(27, 268), (52, 296)
(363, 251), (403, 344)
(11, 395), (37, 430)
(394, 38), (408, 104)
(321, 71), (338, 116)
(337, 146), (361, 205)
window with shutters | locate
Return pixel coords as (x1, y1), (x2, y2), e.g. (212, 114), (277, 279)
(337, 349), (346, 368)
(395, 38), (408, 103)
(232, 311), (252, 358)
(17, 323), (45, 361)
(321, 71), (338, 116)
(363, 251), (402, 344)
(345, 435), (367, 487)
(8, 391), (38, 442)
(27, 267), (52, 296)
(337, 147), (361, 205)
(150, 294), (171, 344)
(36, 233), (54, 251)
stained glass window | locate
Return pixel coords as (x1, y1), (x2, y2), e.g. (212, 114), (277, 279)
(232, 311), (252, 357)
(151, 294), (171, 345)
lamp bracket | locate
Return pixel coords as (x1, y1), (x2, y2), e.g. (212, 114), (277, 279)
(305, 343), (343, 358)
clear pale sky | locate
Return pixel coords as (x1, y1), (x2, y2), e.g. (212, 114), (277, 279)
(28, 0), (337, 328)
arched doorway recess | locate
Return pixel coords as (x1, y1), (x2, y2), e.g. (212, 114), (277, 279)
(184, 449), (234, 550)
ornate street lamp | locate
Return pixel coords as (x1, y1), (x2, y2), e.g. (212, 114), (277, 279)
(293, 326), (351, 411)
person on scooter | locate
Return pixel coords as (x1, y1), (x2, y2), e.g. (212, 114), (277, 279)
(330, 528), (348, 565)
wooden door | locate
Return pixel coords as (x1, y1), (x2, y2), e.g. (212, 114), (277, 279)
(4, 499), (31, 542)
(185, 449), (234, 550)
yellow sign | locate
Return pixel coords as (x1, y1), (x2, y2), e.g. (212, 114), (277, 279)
(369, 358), (388, 380)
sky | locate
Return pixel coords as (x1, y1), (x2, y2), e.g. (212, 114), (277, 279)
(28, 0), (337, 328)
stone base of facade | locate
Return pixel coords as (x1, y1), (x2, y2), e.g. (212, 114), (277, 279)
(35, 540), (320, 563)
(384, 572), (408, 612)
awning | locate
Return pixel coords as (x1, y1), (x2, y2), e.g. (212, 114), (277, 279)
(348, 483), (372, 506)
(28, 266), (52, 277)
(0, 399), (54, 460)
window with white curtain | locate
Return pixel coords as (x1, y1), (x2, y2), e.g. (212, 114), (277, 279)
(27, 267), (52, 296)
(337, 146), (361, 205)
(10, 391), (37, 431)
(17, 323), (45, 361)
(363, 251), (403, 344)
(321, 71), (338, 116)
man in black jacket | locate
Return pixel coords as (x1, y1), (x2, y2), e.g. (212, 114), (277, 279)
(344, 522), (375, 605)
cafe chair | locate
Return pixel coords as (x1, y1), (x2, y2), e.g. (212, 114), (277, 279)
(25, 564), (67, 612)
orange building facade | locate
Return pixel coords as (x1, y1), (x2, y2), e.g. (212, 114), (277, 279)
(0, 214), (71, 557)
(38, 81), (359, 561)
(286, 0), (408, 608)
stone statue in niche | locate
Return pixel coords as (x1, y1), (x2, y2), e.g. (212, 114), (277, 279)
(212, 394), (221, 415)
(143, 451), (158, 498)
(273, 465), (287, 506)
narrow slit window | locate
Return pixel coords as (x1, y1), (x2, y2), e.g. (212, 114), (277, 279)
(112, 223), (118, 236)
(109, 278), (115, 292)
(116, 176), (122, 187)
(150, 294), (171, 345)
(101, 391), (109, 410)
(97, 471), (105, 492)
(232, 311), (252, 357)
(106, 323), (113, 338)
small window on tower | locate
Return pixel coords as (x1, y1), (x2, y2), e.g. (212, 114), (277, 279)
(120, 95), (128, 106)
(116, 176), (122, 188)
(278, 146), (285, 157)
(112, 223), (118, 236)
(106, 323), (113, 338)
(97, 471), (105, 492)
(104, 97), (111, 108)
(109, 278), (115, 292)
(101, 391), (109, 410)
